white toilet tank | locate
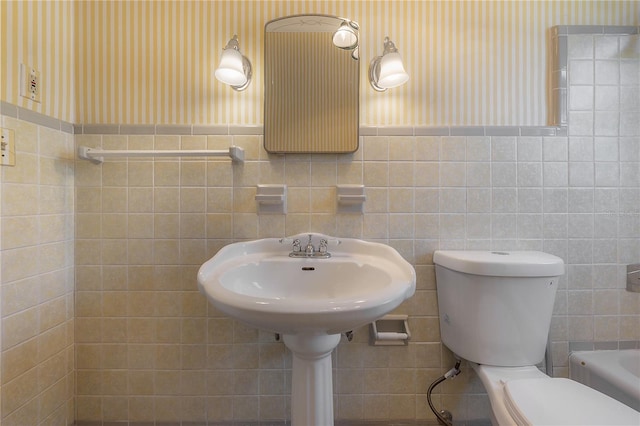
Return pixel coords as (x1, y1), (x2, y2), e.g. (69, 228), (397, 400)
(434, 251), (565, 367)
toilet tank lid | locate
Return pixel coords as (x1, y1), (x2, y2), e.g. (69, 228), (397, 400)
(433, 250), (565, 277)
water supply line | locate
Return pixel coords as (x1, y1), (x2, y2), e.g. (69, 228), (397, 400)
(427, 359), (462, 426)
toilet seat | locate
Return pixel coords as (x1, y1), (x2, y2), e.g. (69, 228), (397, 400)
(504, 377), (640, 426)
(473, 364), (640, 426)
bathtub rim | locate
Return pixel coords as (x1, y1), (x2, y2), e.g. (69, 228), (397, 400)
(569, 349), (640, 412)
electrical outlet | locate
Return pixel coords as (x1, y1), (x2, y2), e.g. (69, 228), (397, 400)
(1, 128), (16, 166)
(19, 63), (41, 103)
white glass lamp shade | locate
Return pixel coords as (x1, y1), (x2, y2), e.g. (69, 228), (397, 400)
(215, 48), (248, 87)
(332, 22), (358, 49)
(377, 52), (409, 89)
(369, 36), (409, 91)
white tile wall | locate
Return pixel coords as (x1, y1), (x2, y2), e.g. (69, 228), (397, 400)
(0, 115), (75, 425)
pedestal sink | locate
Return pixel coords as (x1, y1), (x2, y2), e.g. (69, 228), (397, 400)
(197, 233), (416, 426)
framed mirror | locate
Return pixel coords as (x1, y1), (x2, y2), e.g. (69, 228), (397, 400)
(264, 14), (360, 154)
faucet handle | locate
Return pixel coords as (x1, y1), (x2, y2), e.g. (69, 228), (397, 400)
(319, 239), (328, 254)
(319, 238), (340, 254)
(279, 236), (302, 252)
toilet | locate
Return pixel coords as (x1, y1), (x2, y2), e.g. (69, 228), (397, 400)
(433, 250), (640, 426)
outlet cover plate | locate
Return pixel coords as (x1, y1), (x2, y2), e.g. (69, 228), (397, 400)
(1, 128), (16, 166)
(19, 63), (41, 103)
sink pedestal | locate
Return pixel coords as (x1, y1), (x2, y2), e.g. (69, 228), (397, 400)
(283, 333), (341, 426)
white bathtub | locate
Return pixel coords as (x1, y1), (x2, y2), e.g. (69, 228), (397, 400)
(570, 349), (640, 411)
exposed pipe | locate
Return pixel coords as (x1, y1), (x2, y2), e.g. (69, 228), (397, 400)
(427, 359), (462, 426)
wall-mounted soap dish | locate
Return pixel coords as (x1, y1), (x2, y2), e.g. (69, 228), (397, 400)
(337, 184), (366, 213)
(256, 184), (287, 214)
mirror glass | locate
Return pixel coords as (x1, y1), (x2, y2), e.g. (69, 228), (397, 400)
(264, 14), (359, 154)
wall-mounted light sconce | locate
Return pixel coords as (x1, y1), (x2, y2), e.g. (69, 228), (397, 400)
(215, 35), (252, 91)
(333, 20), (358, 49)
(368, 37), (409, 91)
(333, 19), (359, 60)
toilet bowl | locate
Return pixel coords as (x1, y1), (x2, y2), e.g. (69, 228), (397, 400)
(473, 363), (640, 425)
(433, 250), (640, 425)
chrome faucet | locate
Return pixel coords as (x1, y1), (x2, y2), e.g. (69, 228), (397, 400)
(281, 234), (335, 259)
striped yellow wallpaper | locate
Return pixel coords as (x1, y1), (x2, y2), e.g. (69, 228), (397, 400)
(1, 0), (75, 122)
(2, 1), (638, 126)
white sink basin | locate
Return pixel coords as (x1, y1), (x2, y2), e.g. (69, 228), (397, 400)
(197, 233), (416, 335)
(197, 233), (416, 426)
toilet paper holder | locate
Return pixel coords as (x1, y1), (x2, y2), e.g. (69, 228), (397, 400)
(370, 314), (410, 346)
